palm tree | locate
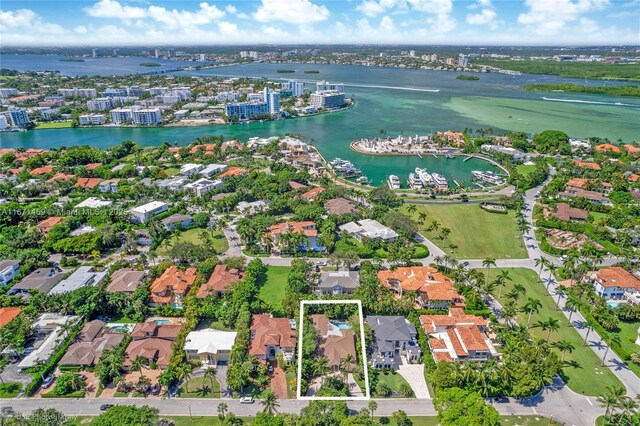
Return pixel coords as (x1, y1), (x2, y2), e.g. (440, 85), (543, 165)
(368, 401), (378, 419)
(552, 340), (575, 362)
(535, 257), (548, 278)
(542, 317), (560, 342)
(204, 367), (217, 394)
(565, 296), (580, 325)
(601, 333), (621, 367)
(132, 356), (146, 380)
(339, 354), (355, 374)
(261, 390), (279, 414)
(523, 298), (542, 328)
(583, 318), (598, 346)
(597, 385), (626, 422)
(482, 257), (496, 284)
(554, 286), (566, 309)
(407, 204), (417, 214)
(313, 357), (330, 386)
(217, 402), (228, 420)
(418, 212), (427, 225)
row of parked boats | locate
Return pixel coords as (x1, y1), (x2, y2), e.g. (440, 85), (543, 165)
(330, 158), (371, 184)
(403, 168), (449, 190)
(471, 170), (504, 186)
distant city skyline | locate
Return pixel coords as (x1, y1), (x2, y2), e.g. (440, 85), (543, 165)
(1, 0), (639, 46)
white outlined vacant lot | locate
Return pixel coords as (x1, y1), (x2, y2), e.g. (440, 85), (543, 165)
(296, 299), (370, 400)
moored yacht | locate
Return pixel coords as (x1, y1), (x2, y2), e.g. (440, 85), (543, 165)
(432, 173), (448, 189)
(387, 175), (401, 190)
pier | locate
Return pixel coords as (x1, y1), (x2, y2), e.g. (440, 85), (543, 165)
(463, 156), (473, 162)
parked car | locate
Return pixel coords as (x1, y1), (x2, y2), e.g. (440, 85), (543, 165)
(150, 383), (160, 395)
(99, 404), (114, 411)
(41, 376), (55, 389)
(268, 364), (274, 373)
(78, 374), (87, 381)
(240, 397), (254, 404)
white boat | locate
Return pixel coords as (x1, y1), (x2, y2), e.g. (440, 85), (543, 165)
(407, 172), (424, 189)
(431, 173), (448, 189)
(415, 168), (435, 187)
(356, 176), (370, 184)
(387, 175), (401, 190)
(472, 170), (504, 185)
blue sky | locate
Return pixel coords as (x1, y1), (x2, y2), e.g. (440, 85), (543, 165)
(1, 0), (639, 46)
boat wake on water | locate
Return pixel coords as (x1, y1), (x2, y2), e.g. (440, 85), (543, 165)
(541, 97), (640, 107)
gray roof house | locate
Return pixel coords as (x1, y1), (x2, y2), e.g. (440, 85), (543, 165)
(0, 260), (20, 286)
(317, 271), (359, 295)
(366, 316), (421, 369)
(7, 267), (65, 296)
(339, 219), (399, 242)
(161, 213), (194, 231)
(49, 266), (107, 295)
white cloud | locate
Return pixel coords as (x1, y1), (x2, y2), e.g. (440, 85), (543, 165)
(356, 0), (454, 32)
(225, 5), (238, 14)
(0, 9), (65, 34)
(407, 0), (452, 15)
(466, 0), (500, 29)
(84, 0), (146, 19)
(74, 25), (88, 34)
(253, 0), (330, 24)
(518, 0), (610, 34)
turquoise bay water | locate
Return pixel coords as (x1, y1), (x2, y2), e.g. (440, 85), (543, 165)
(1, 60), (638, 186)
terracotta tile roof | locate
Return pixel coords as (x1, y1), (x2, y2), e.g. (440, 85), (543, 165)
(318, 330), (357, 368)
(197, 264), (243, 298)
(149, 265), (197, 304)
(0, 307), (22, 327)
(85, 163), (103, 171)
(572, 159), (601, 170)
(218, 166), (247, 178)
(595, 143), (621, 153)
(289, 181), (308, 189)
(46, 173), (75, 184)
(189, 144), (216, 154)
(456, 325), (489, 352)
(628, 173), (639, 183)
(325, 198), (356, 215)
(130, 322), (182, 340)
(434, 351), (453, 362)
(266, 221), (317, 238)
(75, 177), (102, 189)
(302, 186), (325, 200)
(10, 168), (23, 175)
(593, 267), (640, 290)
(553, 203), (588, 222)
(428, 337), (447, 350)
(624, 144), (640, 156)
(59, 320), (124, 367)
(124, 322), (182, 368)
(378, 266), (462, 302)
(36, 216), (64, 233)
(249, 314), (296, 356)
(446, 328), (468, 357)
(30, 166), (54, 176)
(566, 178), (611, 191)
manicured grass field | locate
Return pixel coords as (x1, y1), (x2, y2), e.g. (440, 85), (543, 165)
(488, 268), (623, 396)
(0, 382), (21, 398)
(164, 167), (180, 177)
(35, 121), (73, 129)
(156, 229), (228, 256)
(376, 371), (413, 397)
(258, 266), (290, 314)
(402, 204), (527, 259)
(179, 374), (221, 398)
(516, 163), (537, 177)
(613, 320), (640, 378)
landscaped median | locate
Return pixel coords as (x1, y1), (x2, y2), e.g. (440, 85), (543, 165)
(487, 268), (623, 396)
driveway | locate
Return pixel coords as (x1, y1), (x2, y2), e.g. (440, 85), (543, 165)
(397, 359), (430, 399)
(269, 366), (288, 399)
(0, 362), (33, 396)
(215, 363), (230, 398)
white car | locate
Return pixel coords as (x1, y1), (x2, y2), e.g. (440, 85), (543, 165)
(240, 397), (254, 404)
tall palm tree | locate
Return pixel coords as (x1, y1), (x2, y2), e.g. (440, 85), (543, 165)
(535, 257), (549, 279)
(583, 318), (598, 346)
(261, 390), (279, 414)
(523, 298), (542, 328)
(554, 286), (566, 309)
(542, 317), (560, 342)
(339, 354), (355, 374)
(367, 401), (378, 419)
(217, 402), (228, 420)
(313, 357), (330, 386)
(132, 356), (146, 380)
(601, 333), (621, 367)
(204, 367), (218, 394)
(482, 257), (496, 284)
(596, 385), (625, 422)
(407, 204), (417, 214)
(564, 296), (580, 325)
(552, 340), (575, 362)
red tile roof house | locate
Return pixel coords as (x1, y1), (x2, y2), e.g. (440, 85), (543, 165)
(249, 314), (297, 365)
(552, 203), (588, 222)
(378, 267), (464, 310)
(586, 267), (640, 301)
(29, 166), (54, 176)
(624, 144), (640, 158)
(106, 269), (146, 294)
(123, 322), (183, 369)
(197, 264), (243, 299)
(36, 216), (64, 233)
(572, 159), (601, 171)
(262, 221), (320, 254)
(75, 177), (102, 190)
(301, 186), (325, 201)
(59, 320), (124, 367)
(149, 266), (197, 308)
(311, 314), (357, 372)
(420, 308), (499, 363)
(565, 178), (613, 196)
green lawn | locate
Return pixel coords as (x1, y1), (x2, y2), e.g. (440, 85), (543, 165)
(487, 268), (623, 396)
(258, 266), (290, 314)
(179, 375), (221, 398)
(516, 164), (537, 177)
(164, 167), (180, 177)
(402, 204), (527, 259)
(35, 121), (73, 129)
(0, 382), (21, 398)
(157, 229), (228, 256)
(376, 371), (414, 397)
(336, 237), (429, 260)
(614, 320), (640, 378)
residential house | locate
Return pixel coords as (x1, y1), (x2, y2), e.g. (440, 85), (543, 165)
(106, 269), (145, 294)
(0, 307), (22, 327)
(36, 216), (64, 233)
(179, 163), (204, 176)
(378, 266), (464, 309)
(156, 175), (189, 191)
(124, 322), (182, 369)
(197, 264), (243, 299)
(184, 329), (237, 365)
(75, 177), (102, 190)
(218, 167), (248, 179)
(99, 179), (119, 193)
(75, 197), (113, 209)
(572, 159), (601, 171)
(436, 130), (465, 146)
(325, 198), (356, 215)
(366, 316), (421, 368)
(566, 178), (613, 196)
(161, 214), (193, 231)
(289, 181), (308, 190)
(237, 200), (268, 216)
(420, 308), (499, 363)
(263, 221), (319, 253)
(301, 186), (325, 201)
(130, 201), (169, 223)
(552, 203), (588, 222)
(189, 144), (217, 156)
(595, 144), (621, 154)
(558, 188), (612, 206)
(311, 314), (357, 372)
(29, 166), (54, 176)
(46, 173), (75, 185)
(59, 320), (125, 367)
(339, 219), (399, 242)
(49, 266), (107, 295)
(149, 265), (197, 308)
(184, 178), (222, 197)
(623, 144), (640, 157)
(0, 260), (20, 286)
(7, 267), (65, 296)
(586, 267), (640, 302)
(199, 164), (227, 177)
(17, 313), (80, 369)
(249, 314), (297, 365)
(317, 271), (359, 295)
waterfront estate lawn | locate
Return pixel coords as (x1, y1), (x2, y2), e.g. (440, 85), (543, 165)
(156, 229), (228, 256)
(402, 204), (527, 259)
(35, 121), (73, 129)
(178, 374), (221, 398)
(613, 320), (640, 378)
(258, 266), (290, 314)
(516, 163), (537, 177)
(488, 268), (623, 396)
(375, 370), (414, 398)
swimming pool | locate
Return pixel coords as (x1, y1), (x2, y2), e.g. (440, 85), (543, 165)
(109, 325), (129, 332)
(153, 319), (172, 325)
(606, 301), (621, 309)
(331, 322), (352, 330)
